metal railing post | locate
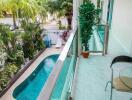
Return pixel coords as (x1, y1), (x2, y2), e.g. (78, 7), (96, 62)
(103, 23), (109, 55)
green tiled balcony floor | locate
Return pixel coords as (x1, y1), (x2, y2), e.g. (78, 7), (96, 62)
(74, 55), (132, 100)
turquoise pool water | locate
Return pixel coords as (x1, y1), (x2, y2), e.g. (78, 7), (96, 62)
(13, 54), (59, 100)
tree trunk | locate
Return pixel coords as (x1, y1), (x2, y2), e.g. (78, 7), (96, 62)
(12, 12), (17, 29)
(66, 9), (73, 30)
(66, 15), (72, 30)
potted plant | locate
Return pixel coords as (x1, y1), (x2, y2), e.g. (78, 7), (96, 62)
(79, 0), (97, 58)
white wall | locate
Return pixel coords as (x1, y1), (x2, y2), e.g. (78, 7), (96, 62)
(101, 0), (109, 23)
(73, 0), (83, 29)
(108, 0), (132, 56)
(76, 0), (83, 55)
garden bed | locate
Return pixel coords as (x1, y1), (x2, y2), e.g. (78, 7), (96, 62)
(0, 48), (45, 97)
(0, 22), (46, 97)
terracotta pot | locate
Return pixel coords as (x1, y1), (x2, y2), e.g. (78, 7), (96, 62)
(82, 51), (89, 58)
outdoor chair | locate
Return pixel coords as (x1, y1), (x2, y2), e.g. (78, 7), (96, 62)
(105, 55), (132, 100)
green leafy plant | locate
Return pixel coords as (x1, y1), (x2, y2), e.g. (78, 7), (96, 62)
(0, 0), (40, 28)
(22, 33), (35, 60)
(0, 64), (19, 92)
(0, 24), (24, 65)
(47, 0), (73, 30)
(6, 48), (24, 66)
(79, 0), (97, 51)
(0, 24), (11, 51)
(21, 20), (45, 58)
(61, 1), (73, 30)
(34, 34), (45, 51)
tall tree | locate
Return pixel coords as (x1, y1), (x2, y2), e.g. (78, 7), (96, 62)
(36, 0), (48, 23)
(0, 0), (40, 28)
(61, 1), (73, 29)
(47, 0), (73, 29)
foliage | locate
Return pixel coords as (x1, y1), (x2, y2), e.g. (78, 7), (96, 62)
(0, 0), (47, 92)
(57, 20), (66, 30)
(33, 34), (45, 51)
(0, 64), (19, 92)
(47, 0), (73, 29)
(6, 46), (24, 66)
(61, 1), (73, 13)
(79, 0), (97, 51)
(21, 20), (44, 59)
(0, 0), (43, 28)
(22, 33), (35, 59)
(0, 24), (11, 51)
(47, 0), (59, 14)
(61, 1), (73, 29)
(0, 24), (24, 66)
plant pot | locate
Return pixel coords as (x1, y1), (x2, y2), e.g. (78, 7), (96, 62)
(82, 51), (89, 58)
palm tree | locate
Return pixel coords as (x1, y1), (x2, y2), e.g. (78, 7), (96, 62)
(61, 1), (73, 29)
(18, 0), (39, 20)
(47, 0), (73, 29)
(0, 0), (19, 28)
(0, 0), (40, 28)
(36, 0), (48, 23)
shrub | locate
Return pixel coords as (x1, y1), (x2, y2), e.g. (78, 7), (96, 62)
(34, 34), (45, 51)
(21, 20), (45, 58)
(0, 64), (19, 92)
(22, 33), (35, 59)
(6, 45), (24, 66)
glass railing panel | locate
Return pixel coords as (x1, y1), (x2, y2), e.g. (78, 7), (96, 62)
(89, 25), (105, 52)
(60, 33), (77, 100)
(50, 29), (78, 100)
(50, 54), (72, 100)
(97, 25), (105, 44)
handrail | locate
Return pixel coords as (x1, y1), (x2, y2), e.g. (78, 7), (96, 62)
(38, 27), (77, 100)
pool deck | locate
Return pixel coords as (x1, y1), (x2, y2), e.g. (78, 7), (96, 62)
(0, 46), (64, 100)
(73, 55), (132, 100)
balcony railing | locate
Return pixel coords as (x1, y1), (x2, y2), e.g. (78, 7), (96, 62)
(38, 27), (78, 100)
(89, 24), (109, 54)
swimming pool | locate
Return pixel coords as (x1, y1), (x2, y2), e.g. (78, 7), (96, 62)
(13, 54), (59, 100)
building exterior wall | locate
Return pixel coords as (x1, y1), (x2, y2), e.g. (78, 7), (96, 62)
(73, 0), (83, 55)
(73, 0), (83, 29)
(101, 0), (109, 23)
(108, 0), (132, 56)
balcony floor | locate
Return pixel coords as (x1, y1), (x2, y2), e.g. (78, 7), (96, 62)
(74, 55), (132, 100)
